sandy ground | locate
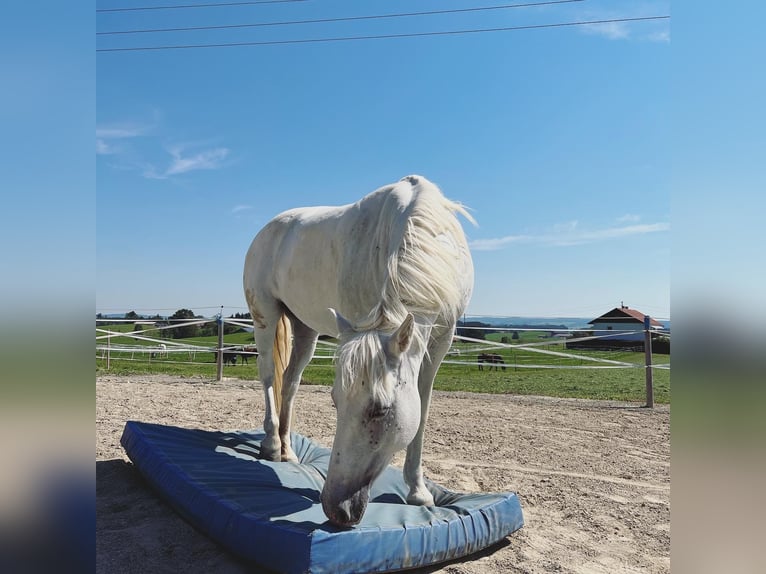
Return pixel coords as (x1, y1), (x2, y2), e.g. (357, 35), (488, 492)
(96, 374), (669, 573)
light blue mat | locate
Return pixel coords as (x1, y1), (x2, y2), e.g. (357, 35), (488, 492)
(121, 421), (524, 573)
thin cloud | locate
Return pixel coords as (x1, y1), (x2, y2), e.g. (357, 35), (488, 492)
(96, 121), (153, 155)
(578, 3), (670, 42)
(96, 139), (112, 155)
(469, 234), (533, 251)
(582, 20), (630, 40)
(98, 113), (231, 179)
(142, 144), (230, 180)
(165, 146), (229, 176)
(232, 204), (252, 214)
(96, 125), (149, 139)
(616, 214), (641, 223)
(470, 221), (669, 251)
(552, 220), (579, 233)
(549, 222), (670, 246)
(646, 29), (670, 43)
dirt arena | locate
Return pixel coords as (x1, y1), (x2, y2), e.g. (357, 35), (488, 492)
(96, 375), (669, 573)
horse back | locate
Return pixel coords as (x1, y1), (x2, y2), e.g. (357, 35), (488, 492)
(244, 205), (354, 334)
(244, 176), (473, 335)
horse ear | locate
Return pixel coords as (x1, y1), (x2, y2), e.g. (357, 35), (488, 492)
(329, 308), (354, 336)
(387, 313), (414, 358)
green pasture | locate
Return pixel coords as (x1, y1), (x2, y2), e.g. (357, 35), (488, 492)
(96, 323), (670, 404)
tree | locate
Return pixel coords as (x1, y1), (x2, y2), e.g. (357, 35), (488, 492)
(456, 321), (488, 340)
(169, 308), (199, 339)
(124, 310), (140, 323)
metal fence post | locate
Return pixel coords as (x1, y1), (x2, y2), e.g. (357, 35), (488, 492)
(216, 308), (224, 382)
(644, 315), (654, 408)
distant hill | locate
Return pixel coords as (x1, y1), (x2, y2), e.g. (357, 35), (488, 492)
(97, 312), (169, 320)
(96, 312), (668, 332)
(464, 316), (591, 330)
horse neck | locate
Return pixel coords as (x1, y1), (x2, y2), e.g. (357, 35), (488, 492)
(334, 178), (471, 338)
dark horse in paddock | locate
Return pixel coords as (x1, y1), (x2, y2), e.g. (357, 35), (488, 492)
(213, 346), (258, 366)
(239, 345), (258, 365)
(213, 351), (239, 366)
(478, 353), (506, 371)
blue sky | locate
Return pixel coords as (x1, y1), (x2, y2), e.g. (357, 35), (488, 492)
(95, 0), (672, 319)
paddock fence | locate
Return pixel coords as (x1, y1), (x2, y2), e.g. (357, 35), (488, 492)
(97, 313), (670, 407)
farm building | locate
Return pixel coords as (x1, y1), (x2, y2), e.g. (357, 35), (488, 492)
(567, 304), (668, 352)
(588, 304), (665, 342)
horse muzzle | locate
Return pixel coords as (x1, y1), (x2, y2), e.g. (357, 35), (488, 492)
(321, 484), (370, 527)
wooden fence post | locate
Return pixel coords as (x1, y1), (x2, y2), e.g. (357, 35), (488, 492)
(216, 308), (224, 382)
(644, 315), (654, 408)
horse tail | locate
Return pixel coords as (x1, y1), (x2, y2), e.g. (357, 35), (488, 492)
(272, 313), (292, 415)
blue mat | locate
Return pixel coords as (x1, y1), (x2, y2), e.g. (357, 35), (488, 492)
(121, 421), (524, 573)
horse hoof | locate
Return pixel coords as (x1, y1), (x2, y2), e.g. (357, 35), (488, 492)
(407, 487), (435, 507)
(281, 447), (298, 463)
(260, 452), (280, 462)
(260, 448), (281, 462)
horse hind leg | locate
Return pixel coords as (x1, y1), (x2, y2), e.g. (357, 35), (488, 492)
(252, 307), (283, 461)
(277, 317), (318, 462)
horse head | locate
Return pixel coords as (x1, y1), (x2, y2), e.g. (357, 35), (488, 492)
(321, 311), (425, 526)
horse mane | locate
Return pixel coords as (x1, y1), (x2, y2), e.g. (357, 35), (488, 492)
(335, 330), (391, 396)
(358, 175), (474, 331)
(336, 175), (474, 392)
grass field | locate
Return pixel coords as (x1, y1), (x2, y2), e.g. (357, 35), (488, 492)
(97, 322), (670, 404)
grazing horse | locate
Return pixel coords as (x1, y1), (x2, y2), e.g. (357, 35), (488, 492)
(243, 175), (474, 526)
(150, 343), (167, 359)
(489, 353), (507, 371)
(239, 345), (258, 365)
(478, 352), (506, 371)
(213, 350), (238, 366)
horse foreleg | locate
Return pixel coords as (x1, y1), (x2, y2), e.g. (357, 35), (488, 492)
(278, 320), (318, 462)
(404, 329), (452, 507)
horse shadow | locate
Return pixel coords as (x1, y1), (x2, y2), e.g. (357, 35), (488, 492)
(98, 457), (273, 573)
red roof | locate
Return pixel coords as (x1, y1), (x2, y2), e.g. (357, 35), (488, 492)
(588, 306), (664, 328)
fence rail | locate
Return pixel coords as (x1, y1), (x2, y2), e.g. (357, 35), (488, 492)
(97, 314), (670, 407)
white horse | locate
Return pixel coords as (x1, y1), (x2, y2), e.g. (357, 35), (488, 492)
(243, 175), (474, 526)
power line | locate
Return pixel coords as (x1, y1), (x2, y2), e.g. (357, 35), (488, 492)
(97, 0), (309, 13)
(98, 0), (584, 35)
(97, 15), (669, 52)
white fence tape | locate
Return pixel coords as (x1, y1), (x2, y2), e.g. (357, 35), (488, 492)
(97, 314), (669, 371)
(453, 334), (634, 366)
